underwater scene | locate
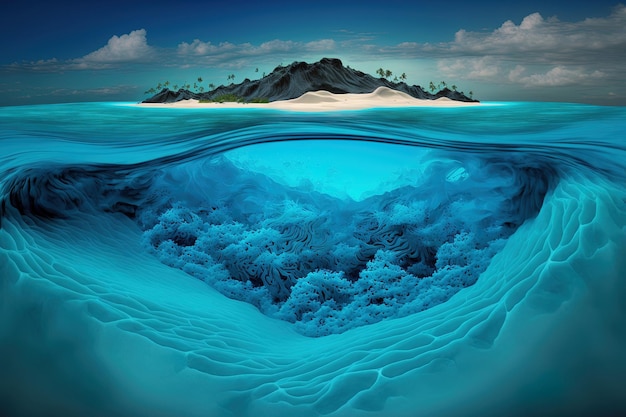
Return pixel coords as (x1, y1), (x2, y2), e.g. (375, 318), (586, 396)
(1, 102), (625, 416)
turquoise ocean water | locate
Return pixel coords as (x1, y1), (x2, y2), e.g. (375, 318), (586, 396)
(1, 102), (625, 416)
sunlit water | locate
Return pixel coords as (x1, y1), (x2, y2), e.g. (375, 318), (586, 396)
(1, 102), (625, 416)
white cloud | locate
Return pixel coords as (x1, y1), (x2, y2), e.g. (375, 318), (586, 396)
(365, 2), (625, 88)
(479, 12), (550, 50)
(4, 29), (154, 71)
(304, 39), (336, 51)
(257, 39), (296, 52)
(431, 5), (626, 90)
(177, 40), (236, 55)
(514, 66), (606, 87)
(438, 57), (500, 80)
(6, 58), (60, 72)
(451, 5), (626, 57)
(16, 33), (334, 72)
(508, 65), (526, 82)
(176, 38), (335, 58)
(81, 29), (152, 64)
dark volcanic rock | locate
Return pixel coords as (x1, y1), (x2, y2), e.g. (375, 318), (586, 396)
(142, 58), (478, 103)
(142, 89), (199, 103)
(434, 88), (476, 103)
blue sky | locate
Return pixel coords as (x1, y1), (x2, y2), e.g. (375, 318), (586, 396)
(1, 0), (624, 105)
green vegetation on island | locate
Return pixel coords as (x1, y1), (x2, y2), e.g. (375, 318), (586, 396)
(198, 94), (270, 104)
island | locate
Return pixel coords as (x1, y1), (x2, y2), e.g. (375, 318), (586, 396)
(141, 58), (479, 110)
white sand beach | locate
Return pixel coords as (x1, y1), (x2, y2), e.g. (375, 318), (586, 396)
(138, 86), (480, 111)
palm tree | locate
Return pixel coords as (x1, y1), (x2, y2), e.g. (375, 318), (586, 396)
(209, 83), (215, 90)
(376, 68), (385, 78)
(197, 77), (203, 83)
(429, 81), (436, 93)
(469, 91), (474, 99)
(440, 80), (447, 89)
(400, 73), (407, 81)
(255, 67), (259, 72)
(385, 69), (392, 79)
(173, 84), (179, 90)
(451, 84), (457, 91)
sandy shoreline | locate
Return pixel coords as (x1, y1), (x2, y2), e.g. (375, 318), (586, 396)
(138, 87), (480, 111)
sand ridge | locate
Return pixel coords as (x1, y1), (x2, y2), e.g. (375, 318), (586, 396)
(138, 86), (480, 111)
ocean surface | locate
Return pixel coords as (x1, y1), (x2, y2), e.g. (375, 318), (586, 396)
(1, 101), (625, 417)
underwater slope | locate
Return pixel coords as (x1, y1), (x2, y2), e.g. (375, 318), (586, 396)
(143, 58), (477, 103)
(1, 102), (625, 417)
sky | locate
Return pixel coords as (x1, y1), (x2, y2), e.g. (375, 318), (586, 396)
(1, 0), (624, 105)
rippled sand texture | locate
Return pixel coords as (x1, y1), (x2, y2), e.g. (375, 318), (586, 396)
(1, 102), (625, 417)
